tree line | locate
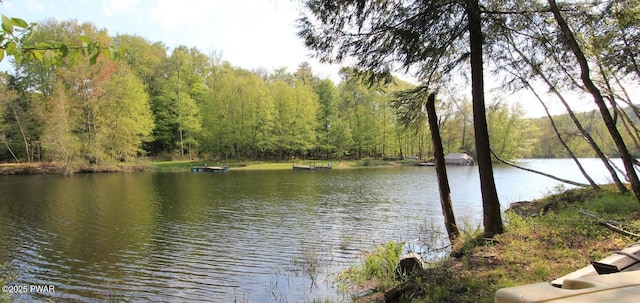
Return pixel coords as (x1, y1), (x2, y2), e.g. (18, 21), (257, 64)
(0, 19), (539, 166)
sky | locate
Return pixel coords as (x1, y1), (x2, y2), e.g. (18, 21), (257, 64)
(0, 0), (618, 118)
(0, 0), (342, 81)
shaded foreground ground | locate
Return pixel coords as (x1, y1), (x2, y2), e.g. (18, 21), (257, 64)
(345, 185), (640, 302)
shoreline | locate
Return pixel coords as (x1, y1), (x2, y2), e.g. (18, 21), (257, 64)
(0, 159), (413, 175)
(346, 185), (639, 302)
(0, 162), (151, 176)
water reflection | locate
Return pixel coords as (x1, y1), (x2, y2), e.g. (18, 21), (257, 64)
(0, 159), (622, 302)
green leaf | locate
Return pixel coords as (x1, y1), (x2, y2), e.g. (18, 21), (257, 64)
(44, 49), (56, 64)
(5, 41), (16, 55)
(1, 15), (13, 33)
(0, 49), (5, 62)
(10, 17), (28, 29)
(35, 42), (52, 49)
(78, 35), (93, 45)
(102, 46), (116, 60)
(32, 49), (44, 62)
(89, 49), (99, 65)
(13, 52), (22, 64)
(59, 44), (69, 58)
(68, 51), (80, 65)
(25, 24), (36, 39)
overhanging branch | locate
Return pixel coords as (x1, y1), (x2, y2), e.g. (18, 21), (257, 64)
(490, 149), (591, 187)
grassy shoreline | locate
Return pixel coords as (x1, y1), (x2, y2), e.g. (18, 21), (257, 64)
(343, 185), (640, 302)
(0, 159), (411, 175)
(150, 158), (408, 171)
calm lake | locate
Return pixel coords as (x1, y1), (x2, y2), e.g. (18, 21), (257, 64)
(0, 159), (625, 302)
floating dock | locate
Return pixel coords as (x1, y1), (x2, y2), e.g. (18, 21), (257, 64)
(191, 166), (229, 173)
(292, 163), (332, 170)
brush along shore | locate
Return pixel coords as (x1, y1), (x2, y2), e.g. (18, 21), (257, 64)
(342, 185), (640, 302)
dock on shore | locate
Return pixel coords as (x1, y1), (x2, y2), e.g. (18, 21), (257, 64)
(292, 163), (332, 170)
(191, 166), (230, 173)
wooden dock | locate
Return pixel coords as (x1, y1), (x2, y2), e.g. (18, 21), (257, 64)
(292, 163), (332, 170)
(191, 166), (229, 173)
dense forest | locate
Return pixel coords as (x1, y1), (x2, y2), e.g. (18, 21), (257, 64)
(0, 18), (637, 166)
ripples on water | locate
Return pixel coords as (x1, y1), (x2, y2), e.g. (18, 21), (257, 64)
(0, 159), (621, 302)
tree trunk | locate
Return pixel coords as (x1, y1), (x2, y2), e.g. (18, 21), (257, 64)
(549, 0), (640, 203)
(1, 135), (20, 163)
(506, 34), (625, 192)
(523, 79), (598, 188)
(425, 93), (459, 242)
(598, 63), (640, 156)
(467, 0), (504, 236)
(11, 106), (30, 162)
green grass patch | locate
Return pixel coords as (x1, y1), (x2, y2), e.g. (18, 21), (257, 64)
(149, 160), (200, 171)
(339, 241), (404, 296)
(234, 162), (299, 170)
(149, 160), (369, 171)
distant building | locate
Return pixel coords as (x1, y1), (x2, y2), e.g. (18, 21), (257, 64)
(445, 153), (474, 165)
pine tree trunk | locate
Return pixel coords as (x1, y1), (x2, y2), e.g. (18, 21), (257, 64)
(425, 93), (459, 242)
(467, 0), (504, 236)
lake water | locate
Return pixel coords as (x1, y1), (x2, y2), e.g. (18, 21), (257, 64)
(0, 159), (625, 302)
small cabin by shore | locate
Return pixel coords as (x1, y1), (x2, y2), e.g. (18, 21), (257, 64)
(445, 153), (474, 165)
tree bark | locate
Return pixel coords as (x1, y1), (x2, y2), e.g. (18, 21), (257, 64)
(549, 0), (640, 203)
(425, 93), (459, 243)
(467, 0), (503, 236)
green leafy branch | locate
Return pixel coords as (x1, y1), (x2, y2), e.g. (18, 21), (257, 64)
(0, 15), (117, 66)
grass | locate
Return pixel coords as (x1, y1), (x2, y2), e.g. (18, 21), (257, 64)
(235, 162), (302, 170)
(343, 185), (640, 302)
(149, 159), (200, 171)
(148, 159), (397, 171)
(338, 241), (404, 296)
(0, 158), (411, 174)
